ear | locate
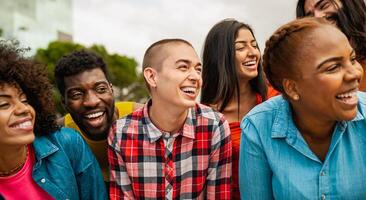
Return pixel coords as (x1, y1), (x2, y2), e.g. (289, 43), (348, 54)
(282, 78), (300, 101)
(143, 67), (158, 88)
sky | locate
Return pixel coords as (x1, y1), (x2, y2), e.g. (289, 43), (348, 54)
(73, 0), (297, 67)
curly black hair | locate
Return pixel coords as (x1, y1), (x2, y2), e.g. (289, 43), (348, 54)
(54, 50), (110, 96)
(0, 41), (59, 135)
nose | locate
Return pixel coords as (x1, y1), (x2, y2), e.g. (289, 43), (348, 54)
(14, 100), (31, 116)
(188, 68), (201, 81)
(344, 62), (363, 83)
(314, 10), (327, 18)
(82, 91), (101, 107)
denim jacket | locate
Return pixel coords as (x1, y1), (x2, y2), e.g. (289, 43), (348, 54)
(239, 93), (366, 200)
(32, 127), (107, 200)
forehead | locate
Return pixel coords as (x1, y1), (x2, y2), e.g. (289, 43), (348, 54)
(297, 26), (351, 69)
(64, 68), (108, 89)
(235, 28), (254, 41)
(160, 43), (200, 66)
(0, 83), (22, 95)
(304, 0), (320, 11)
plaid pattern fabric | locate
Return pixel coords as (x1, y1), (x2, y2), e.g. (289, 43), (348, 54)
(108, 101), (232, 199)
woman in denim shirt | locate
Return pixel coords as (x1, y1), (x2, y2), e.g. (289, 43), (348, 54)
(239, 17), (366, 199)
(0, 41), (106, 200)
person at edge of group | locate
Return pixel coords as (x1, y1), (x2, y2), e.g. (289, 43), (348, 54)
(0, 41), (106, 199)
(200, 18), (279, 199)
(54, 50), (143, 185)
(108, 38), (232, 199)
(239, 17), (366, 199)
(296, 0), (366, 90)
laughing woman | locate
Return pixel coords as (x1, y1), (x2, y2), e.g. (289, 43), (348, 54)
(239, 17), (366, 199)
(200, 19), (278, 199)
(0, 42), (106, 199)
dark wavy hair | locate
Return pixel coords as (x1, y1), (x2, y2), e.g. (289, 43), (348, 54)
(296, 0), (366, 61)
(200, 19), (267, 113)
(54, 50), (109, 96)
(0, 41), (59, 135)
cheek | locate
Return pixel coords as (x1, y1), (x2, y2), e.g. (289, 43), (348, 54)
(66, 100), (82, 113)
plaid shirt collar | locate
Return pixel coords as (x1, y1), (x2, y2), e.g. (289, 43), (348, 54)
(142, 100), (196, 143)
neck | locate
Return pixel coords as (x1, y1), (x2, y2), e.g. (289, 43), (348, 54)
(238, 79), (255, 99)
(0, 145), (27, 173)
(291, 103), (335, 140)
(149, 100), (189, 133)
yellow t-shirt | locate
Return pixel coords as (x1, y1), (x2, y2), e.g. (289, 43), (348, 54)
(64, 101), (134, 182)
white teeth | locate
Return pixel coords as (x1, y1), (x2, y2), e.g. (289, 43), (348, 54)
(336, 91), (357, 99)
(13, 120), (32, 128)
(85, 112), (104, 119)
(243, 60), (256, 66)
(181, 87), (196, 94)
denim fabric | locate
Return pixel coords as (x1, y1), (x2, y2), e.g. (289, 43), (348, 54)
(239, 93), (366, 200)
(32, 127), (107, 200)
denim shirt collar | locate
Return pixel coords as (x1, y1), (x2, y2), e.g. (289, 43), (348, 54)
(32, 135), (59, 164)
(271, 97), (365, 139)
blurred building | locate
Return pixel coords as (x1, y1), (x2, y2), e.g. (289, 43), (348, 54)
(0, 0), (73, 54)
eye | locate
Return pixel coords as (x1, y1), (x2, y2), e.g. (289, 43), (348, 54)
(196, 66), (202, 74)
(251, 42), (258, 49)
(69, 91), (83, 100)
(350, 56), (358, 65)
(178, 65), (188, 71)
(326, 63), (341, 73)
(95, 86), (108, 94)
(0, 102), (10, 109)
(319, 1), (331, 10)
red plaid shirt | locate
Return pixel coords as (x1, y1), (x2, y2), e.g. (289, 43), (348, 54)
(108, 101), (232, 199)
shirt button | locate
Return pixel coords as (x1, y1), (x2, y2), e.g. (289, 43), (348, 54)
(321, 194), (326, 200)
(320, 171), (326, 176)
(41, 178), (46, 183)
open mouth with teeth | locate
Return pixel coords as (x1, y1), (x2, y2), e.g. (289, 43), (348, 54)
(181, 86), (197, 97)
(242, 60), (257, 69)
(83, 111), (106, 127)
(10, 120), (33, 131)
(335, 90), (358, 105)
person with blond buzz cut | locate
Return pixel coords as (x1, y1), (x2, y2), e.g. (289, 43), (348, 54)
(108, 38), (232, 199)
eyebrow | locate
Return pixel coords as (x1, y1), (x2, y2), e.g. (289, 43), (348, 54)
(305, 0), (325, 16)
(316, 50), (355, 70)
(234, 40), (256, 44)
(66, 80), (109, 91)
(176, 59), (202, 66)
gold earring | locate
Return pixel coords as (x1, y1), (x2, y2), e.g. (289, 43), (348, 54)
(293, 94), (299, 100)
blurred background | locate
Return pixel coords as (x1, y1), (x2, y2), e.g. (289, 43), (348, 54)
(0, 0), (296, 114)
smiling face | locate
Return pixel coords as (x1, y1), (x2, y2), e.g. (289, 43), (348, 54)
(304, 0), (342, 24)
(63, 68), (115, 139)
(291, 25), (363, 122)
(234, 28), (260, 81)
(0, 83), (35, 148)
(148, 43), (202, 109)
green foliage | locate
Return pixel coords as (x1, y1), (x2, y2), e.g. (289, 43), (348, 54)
(35, 41), (149, 115)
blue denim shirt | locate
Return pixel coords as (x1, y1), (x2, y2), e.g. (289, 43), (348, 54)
(239, 93), (366, 200)
(32, 127), (107, 200)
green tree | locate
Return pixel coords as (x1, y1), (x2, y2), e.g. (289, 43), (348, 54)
(35, 41), (148, 115)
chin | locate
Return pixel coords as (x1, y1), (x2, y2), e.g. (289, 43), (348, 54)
(338, 111), (358, 121)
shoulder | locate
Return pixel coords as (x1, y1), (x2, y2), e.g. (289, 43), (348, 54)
(115, 105), (144, 132)
(241, 95), (287, 135)
(196, 103), (225, 122)
(357, 92), (366, 116)
(47, 127), (85, 148)
(116, 101), (144, 118)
